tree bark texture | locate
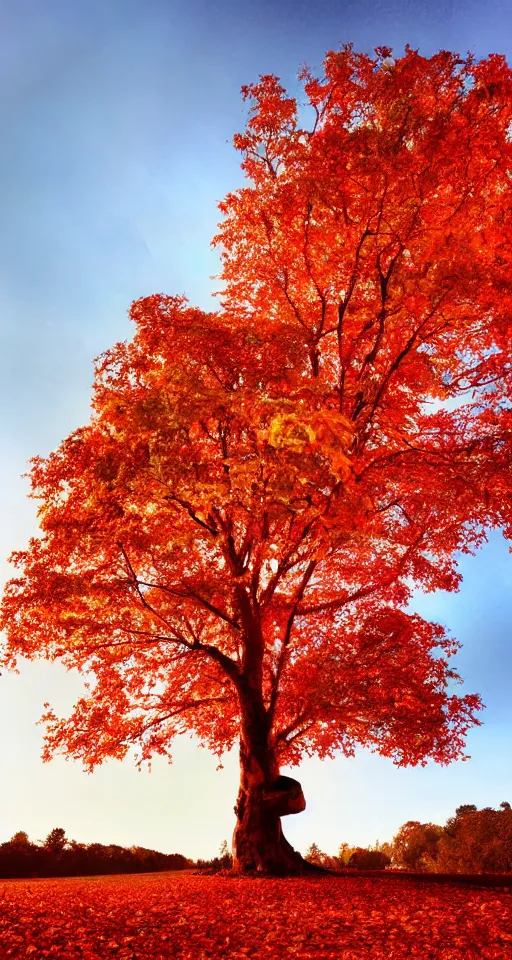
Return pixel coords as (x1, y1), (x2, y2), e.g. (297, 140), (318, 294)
(231, 694), (323, 874)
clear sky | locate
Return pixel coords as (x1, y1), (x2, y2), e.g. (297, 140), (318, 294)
(0, 0), (511, 860)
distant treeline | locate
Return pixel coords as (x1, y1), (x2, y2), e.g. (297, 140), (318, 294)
(5, 802), (512, 879)
(194, 840), (233, 873)
(0, 828), (191, 879)
(306, 802), (512, 874)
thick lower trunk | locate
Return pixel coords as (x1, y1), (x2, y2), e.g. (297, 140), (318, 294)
(231, 708), (325, 875)
(233, 778), (319, 875)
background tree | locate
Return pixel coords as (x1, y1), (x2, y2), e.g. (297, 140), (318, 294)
(9, 831), (31, 847)
(436, 803), (512, 873)
(338, 842), (356, 867)
(304, 842), (324, 865)
(373, 839), (393, 863)
(390, 820), (443, 872)
(0, 829), (190, 879)
(1, 46), (512, 874)
(303, 841), (341, 870)
(347, 847), (391, 870)
(219, 839), (233, 869)
(0, 832), (41, 878)
(43, 827), (68, 856)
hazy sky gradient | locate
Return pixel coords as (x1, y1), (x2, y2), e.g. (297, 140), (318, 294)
(1, 0), (511, 859)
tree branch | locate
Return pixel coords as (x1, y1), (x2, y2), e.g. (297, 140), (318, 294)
(268, 559), (317, 722)
(124, 696), (232, 743)
(117, 543), (242, 686)
(117, 543), (194, 642)
(133, 578), (240, 630)
(164, 495), (219, 536)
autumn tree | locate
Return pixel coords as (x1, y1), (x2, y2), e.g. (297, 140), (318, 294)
(0, 832), (40, 878)
(436, 803), (512, 873)
(43, 827), (68, 856)
(1, 46), (512, 874)
(390, 820), (443, 872)
(338, 842), (358, 866)
(347, 847), (391, 870)
(218, 839), (233, 869)
(304, 842), (325, 866)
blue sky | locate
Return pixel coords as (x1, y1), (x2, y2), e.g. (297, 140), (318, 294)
(0, 0), (511, 859)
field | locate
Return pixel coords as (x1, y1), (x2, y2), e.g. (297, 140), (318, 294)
(0, 872), (511, 959)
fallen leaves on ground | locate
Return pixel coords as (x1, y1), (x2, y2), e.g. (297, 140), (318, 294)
(0, 873), (511, 959)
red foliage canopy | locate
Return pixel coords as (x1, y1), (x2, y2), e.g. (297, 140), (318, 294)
(1, 47), (511, 778)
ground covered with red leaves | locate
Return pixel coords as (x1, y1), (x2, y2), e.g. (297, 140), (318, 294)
(0, 873), (511, 959)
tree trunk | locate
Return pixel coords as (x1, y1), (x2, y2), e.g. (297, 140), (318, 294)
(231, 697), (325, 875)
